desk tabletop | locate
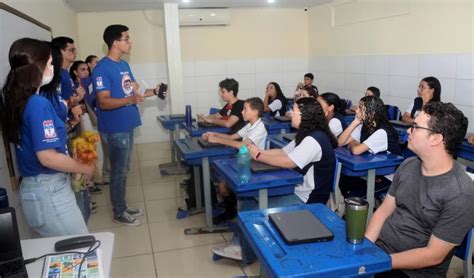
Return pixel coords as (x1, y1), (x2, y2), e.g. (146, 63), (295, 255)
(156, 115), (190, 130)
(21, 232), (114, 278)
(238, 204), (391, 277)
(261, 117), (292, 130)
(457, 140), (474, 162)
(212, 158), (302, 194)
(335, 147), (404, 171)
(184, 123), (231, 137)
(174, 137), (236, 160)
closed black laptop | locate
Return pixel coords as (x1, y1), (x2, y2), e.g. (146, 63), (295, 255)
(169, 114), (185, 119)
(0, 207), (28, 277)
(197, 138), (223, 148)
(198, 122), (218, 128)
(274, 116), (291, 122)
(269, 209), (334, 245)
(250, 161), (281, 173)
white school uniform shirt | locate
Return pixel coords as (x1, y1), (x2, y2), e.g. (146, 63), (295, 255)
(237, 118), (267, 150)
(268, 99), (283, 117)
(329, 118), (343, 137)
(405, 102), (420, 118)
(350, 124), (388, 154)
(283, 137), (322, 203)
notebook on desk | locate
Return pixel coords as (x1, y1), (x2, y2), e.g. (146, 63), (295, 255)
(274, 116), (291, 122)
(269, 209), (334, 245)
(389, 120), (411, 128)
(198, 122), (218, 128)
(250, 161), (281, 173)
(0, 207), (28, 278)
(169, 114), (185, 119)
(197, 138), (223, 148)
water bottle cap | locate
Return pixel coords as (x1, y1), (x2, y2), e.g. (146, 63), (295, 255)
(239, 145), (248, 154)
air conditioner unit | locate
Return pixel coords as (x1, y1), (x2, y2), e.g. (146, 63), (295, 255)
(179, 8), (230, 26)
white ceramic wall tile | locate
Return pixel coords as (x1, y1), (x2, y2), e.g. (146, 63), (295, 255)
(365, 55), (390, 75)
(238, 88), (258, 100)
(454, 79), (474, 106)
(456, 54), (474, 80)
(344, 73), (365, 93)
(195, 75), (227, 93)
(419, 54), (457, 79)
(344, 56), (365, 74)
(183, 76), (196, 93)
(255, 58), (283, 73)
(364, 75), (389, 95)
(388, 76), (419, 98)
(438, 78), (456, 103)
(283, 72), (306, 89)
(387, 96), (413, 113)
(322, 72), (345, 92)
(195, 60), (226, 76)
(388, 55), (419, 77)
(321, 56), (345, 73)
(232, 74), (256, 90)
(182, 61), (195, 77)
(282, 57), (309, 73)
(225, 59), (255, 75)
(255, 72), (285, 90)
(309, 57), (324, 72)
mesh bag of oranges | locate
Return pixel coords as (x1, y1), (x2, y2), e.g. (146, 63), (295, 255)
(71, 130), (100, 192)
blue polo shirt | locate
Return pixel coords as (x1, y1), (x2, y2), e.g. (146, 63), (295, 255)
(92, 57), (141, 133)
(60, 68), (75, 100)
(16, 94), (68, 177)
(40, 86), (68, 123)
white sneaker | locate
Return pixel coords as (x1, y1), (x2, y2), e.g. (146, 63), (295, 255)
(212, 244), (242, 261)
(126, 207), (144, 217)
(113, 211), (141, 227)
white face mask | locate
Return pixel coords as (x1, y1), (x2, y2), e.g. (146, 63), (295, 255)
(41, 64), (54, 86)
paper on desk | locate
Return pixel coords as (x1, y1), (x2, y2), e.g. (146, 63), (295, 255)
(42, 248), (103, 278)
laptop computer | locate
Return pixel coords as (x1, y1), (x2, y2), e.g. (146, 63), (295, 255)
(283, 133), (296, 141)
(250, 161), (281, 173)
(274, 116), (291, 122)
(169, 114), (185, 119)
(269, 209), (334, 245)
(197, 138), (223, 148)
(0, 207), (28, 278)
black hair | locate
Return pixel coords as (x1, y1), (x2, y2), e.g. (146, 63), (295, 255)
(319, 92), (345, 115)
(219, 78), (239, 97)
(103, 24), (129, 49)
(421, 76), (441, 102)
(85, 55), (98, 64)
(69, 60), (87, 82)
(304, 73), (314, 80)
(366, 86), (381, 98)
(423, 102), (468, 155)
(245, 97), (264, 117)
(51, 36), (74, 50)
(1, 38), (51, 144)
(302, 85), (318, 98)
(39, 41), (62, 97)
(268, 82), (287, 110)
(294, 97), (338, 148)
(359, 96), (399, 142)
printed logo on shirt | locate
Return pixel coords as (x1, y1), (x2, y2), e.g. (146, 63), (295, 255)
(122, 74), (133, 96)
(43, 120), (57, 139)
(96, 76), (104, 89)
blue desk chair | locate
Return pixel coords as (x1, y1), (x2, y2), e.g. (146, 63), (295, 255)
(454, 227), (473, 278)
(341, 98), (352, 110)
(385, 105), (401, 121)
(209, 107), (220, 115)
(329, 158), (343, 216)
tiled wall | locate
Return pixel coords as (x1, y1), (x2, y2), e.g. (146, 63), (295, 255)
(310, 53), (474, 132)
(131, 57), (309, 143)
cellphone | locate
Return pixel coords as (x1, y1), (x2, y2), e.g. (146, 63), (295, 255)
(157, 83), (168, 100)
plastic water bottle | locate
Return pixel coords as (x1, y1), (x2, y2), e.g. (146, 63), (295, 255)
(237, 145), (252, 184)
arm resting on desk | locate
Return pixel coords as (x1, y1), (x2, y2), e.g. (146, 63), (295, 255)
(256, 151), (297, 169)
(365, 194), (396, 242)
(401, 112), (414, 124)
(207, 115), (239, 128)
(208, 135), (249, 149)
(348, 141), (370, 155)
(390, 235), (455, 269)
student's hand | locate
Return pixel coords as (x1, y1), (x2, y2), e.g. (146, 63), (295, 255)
(468, 135), (474, 145)
(76, 86), (86, 99)
(202, 132), (210, 141)
(197, 113), (205, 122)
(83, 163), (95, 179)
(296, 82), (304, 90)
(71, 105), (83, 122)
(207, 134), (218, 143)
(129, 94), (145, 104)
(133, 83), (141, 95)
(69, 95), (81, 107)
(248, 143), (261, 160)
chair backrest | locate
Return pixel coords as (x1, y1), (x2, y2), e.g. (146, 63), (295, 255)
(341, 99), (352, 110)
(328, 158), (343, 216)
(209, 107), (220, 115)
(454, 227), (473, 278)
(385, 105), (401, 121)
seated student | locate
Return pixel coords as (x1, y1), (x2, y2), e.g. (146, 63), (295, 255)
(212, 98), (337, 262)
(350, 86), (381, 111)
(263, 82), (287, 117)
(202, 97), (267, 223)
(338, 96), (400, 198)
(366, 102), (474, 278)
(285, 86), (318, 117)
(317, 92), (347, 137)
(401, 76), (441, 124)
(197, 78), (245, 134)
(294, 73), (319, 99)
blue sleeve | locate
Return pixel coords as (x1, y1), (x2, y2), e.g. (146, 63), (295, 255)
(60, 71), (74, 100)
(93, 67), (111, 94)
(27, 99), (63, 152)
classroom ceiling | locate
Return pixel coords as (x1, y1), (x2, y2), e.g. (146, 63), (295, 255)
(66, 0), (332, 13)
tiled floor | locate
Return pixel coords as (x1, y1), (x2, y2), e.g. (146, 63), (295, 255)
(89, 142), (469, 278)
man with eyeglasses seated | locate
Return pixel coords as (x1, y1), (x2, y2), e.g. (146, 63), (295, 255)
(365, 102), (474, 277)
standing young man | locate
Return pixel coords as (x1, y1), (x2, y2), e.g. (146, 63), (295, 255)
(93, 24), (164, 226)
(365, 102), (474, 277)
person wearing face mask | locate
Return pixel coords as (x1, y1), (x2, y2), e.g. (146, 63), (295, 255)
(0, 38), (94, 237)
(401, 76), (441, 124)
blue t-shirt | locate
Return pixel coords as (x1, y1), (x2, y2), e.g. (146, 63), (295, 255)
(16, 94), (68, 177)
(80, 77), (96, 111)
(92, 57), (141, 133)
(60, 68), (75, 100)
(40, 87), (68, 123)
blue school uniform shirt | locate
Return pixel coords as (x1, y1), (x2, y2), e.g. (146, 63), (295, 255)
(60, 68), (75, 100)
(16, 94), (68, 177)
(92, 57), (141, 133)
(40, 86), (68, 123)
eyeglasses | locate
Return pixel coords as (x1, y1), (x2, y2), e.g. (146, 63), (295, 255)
(409, 123), (438, 133)
(65, 48), (77, 53)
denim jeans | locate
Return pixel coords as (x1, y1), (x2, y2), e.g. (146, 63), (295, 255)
(100, 139), (111, 183)
(75, 189), (91, 223)
(20, 173), (88, 237)
(100, 131), (134, 216)
(235, 194), (303, 264)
